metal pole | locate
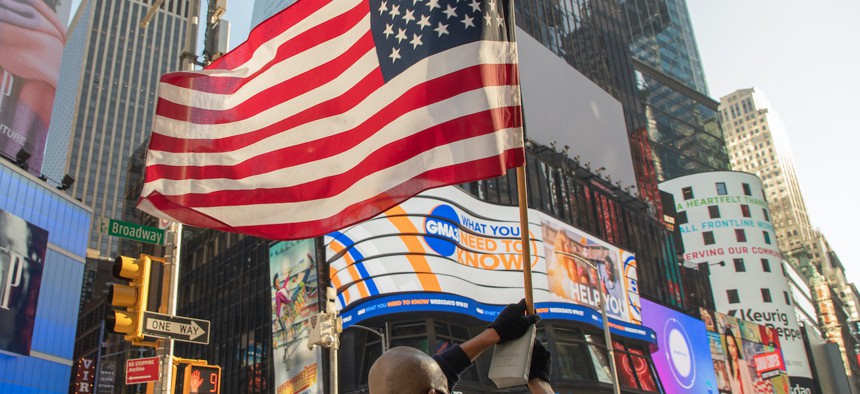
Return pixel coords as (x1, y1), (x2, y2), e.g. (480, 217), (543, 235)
(326, 291), (339, 394)
(94, 320), (105, 393)
(555, 252), (621, 394)
(153, 222), (182, 393)
(348, 325), (387, 353)
(330, 346), (338, 394)
(597, 274), (621, 394)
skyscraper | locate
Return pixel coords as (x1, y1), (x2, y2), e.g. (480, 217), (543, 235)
(621, 0), (707, 94)
(46, 0), (197, 257)
(620, 0), (730, 181)
(721, 87), (860, 390)
(719, 88), (814, 253)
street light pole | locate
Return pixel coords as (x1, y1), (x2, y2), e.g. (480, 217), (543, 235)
(555, 251), (621, 394)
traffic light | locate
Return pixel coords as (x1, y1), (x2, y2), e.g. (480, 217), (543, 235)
(106, 255), (152, 342)
(181, 364), (221, 394)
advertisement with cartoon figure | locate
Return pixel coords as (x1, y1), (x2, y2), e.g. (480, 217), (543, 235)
(269, 239), (321, 394)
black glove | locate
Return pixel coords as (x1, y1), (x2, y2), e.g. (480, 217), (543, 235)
(487, 299), (540, 343)
(529, 339), (552, 383)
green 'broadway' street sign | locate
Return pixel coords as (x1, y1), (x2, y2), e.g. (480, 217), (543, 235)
(99, 217), (165, 245)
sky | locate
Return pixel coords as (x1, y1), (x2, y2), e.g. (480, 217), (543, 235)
(67, 0), (857, 283)
(686, 0), (860, 284)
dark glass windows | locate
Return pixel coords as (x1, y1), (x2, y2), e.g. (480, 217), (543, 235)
(727, 289), (740, 304)
(735, 229), (747, 242)
(682, 187), (694, 200)
(677, 211), (688, 225)
(761, 288), (772, 303)
(708, 205), (721, 219)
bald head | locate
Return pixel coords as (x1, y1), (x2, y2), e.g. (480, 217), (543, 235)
(368, 347), (448, 394)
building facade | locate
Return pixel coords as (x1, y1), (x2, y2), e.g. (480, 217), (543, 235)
(659, 171), (817, 392)
(620, 0), (730, 182)
(0, 160), (92, 393)
(171, 135), (694, 393)
(45, 0), (196, 258)
(719, 88), (815, 255)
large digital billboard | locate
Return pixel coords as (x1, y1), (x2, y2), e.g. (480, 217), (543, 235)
(0, 0), (68, 173)
(0, 209), (48, 356)
(660, 171), (813, 388)
(269, 239), (322, 394)
(641, 299), (718, 394)
(325, 186), (653, 342)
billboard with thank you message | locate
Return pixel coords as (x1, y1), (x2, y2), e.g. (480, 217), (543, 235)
(269, 240), (322, 394)
(325, 186), (652, 342)
(0, 0), (67, 172)
(0, 209), (48, 356)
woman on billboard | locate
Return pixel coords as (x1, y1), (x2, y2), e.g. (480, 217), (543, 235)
(724, 328), (754, 394)
(0, 0), (66, 171)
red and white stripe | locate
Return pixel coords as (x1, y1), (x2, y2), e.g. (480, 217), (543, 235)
(138, 0), (524, 240)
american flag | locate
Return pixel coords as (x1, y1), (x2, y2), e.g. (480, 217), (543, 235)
(137, 0), (524, 240)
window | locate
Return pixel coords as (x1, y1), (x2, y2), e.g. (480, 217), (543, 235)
(708, 205), (721, 219)
(762, 208), (770, 221)
(761, 288), (772, 303)
(682, 187), (694, 200)
(677, 211), (688, 225)
(727, 289), (740, 304)
(735, 229), (747, 242)
(715, 182), (728, 195)
(784, 291), (792, 305)
(703, 231), (715, 245)
(740, 204), (751, 218)
(761, 259), (771, 272)
(733, 258), (745, 272)
(763, 231), (771, 245)
(742, 183), (752, 196)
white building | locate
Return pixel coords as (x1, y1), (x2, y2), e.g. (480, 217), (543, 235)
(660, 171), (815, 389)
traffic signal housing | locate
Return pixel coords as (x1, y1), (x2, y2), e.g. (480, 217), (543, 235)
(181, 364), (221, 394)
(107, 255), (152, 342)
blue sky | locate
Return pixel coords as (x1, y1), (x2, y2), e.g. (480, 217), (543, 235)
(69, 0), (859, 285)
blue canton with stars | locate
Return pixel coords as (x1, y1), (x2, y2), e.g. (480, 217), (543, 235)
(370, 0), (513, 81)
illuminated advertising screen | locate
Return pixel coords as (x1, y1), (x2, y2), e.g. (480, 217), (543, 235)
(0, 0), (68, 173)
(326, 187), (653, 343)
(269, 239), (322, 394)
(701, 308), (790, 394)
(641, 299), (718, 394)
(0, 209), (48, 356)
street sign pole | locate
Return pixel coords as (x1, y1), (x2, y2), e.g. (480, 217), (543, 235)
(152, 221), (182, 394)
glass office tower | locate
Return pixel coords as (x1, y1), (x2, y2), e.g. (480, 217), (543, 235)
(620, 0), (730, 181)
(46, 0), (196, 258)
